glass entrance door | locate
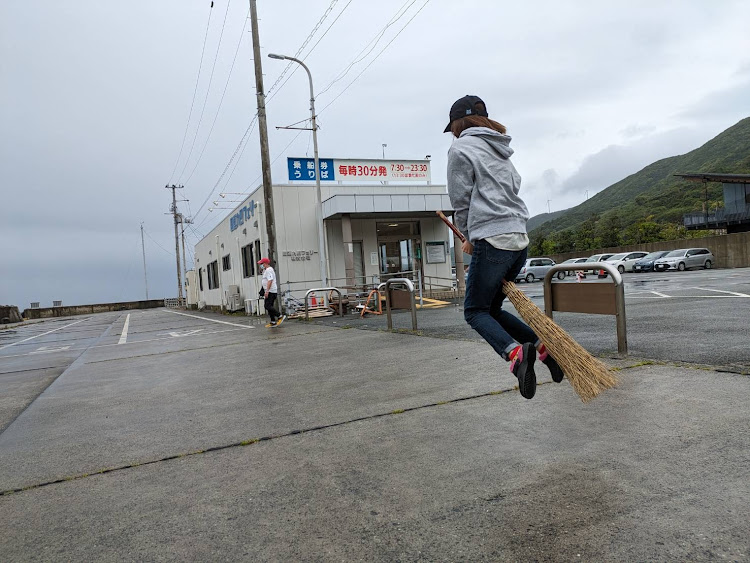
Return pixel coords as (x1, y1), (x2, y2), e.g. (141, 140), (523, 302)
(379, 239), (416, 276)
(376, 221), (421, 281)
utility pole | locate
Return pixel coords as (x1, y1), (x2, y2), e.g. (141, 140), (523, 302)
(140, 222), (149, 300)
(249, 0), (277, 276)
(166, 184), (184, 304)
(179, 214), (192, 298)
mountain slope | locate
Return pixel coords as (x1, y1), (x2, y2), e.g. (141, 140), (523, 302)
(526, 208), (569, 231)
(529, 117), (750, 252)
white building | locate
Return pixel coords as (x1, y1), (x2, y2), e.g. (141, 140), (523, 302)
(189, 158), (461, 312)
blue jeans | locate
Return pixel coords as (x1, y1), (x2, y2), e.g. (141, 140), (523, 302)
(464, 240), (538, 360)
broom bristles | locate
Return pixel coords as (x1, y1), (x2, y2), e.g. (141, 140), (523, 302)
(502, 281), (617, 402)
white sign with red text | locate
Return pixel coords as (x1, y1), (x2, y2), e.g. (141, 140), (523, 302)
(287, 158), (431, 182)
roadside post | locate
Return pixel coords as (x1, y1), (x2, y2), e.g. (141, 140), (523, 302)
(543, 262), (628, 355)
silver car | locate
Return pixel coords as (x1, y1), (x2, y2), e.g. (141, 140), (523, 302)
(515, 257), (564, 283)
(653, 248), (714, 271)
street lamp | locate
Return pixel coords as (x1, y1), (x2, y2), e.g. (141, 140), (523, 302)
(268, 52), (327, 287)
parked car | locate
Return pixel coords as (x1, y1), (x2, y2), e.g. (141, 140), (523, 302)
(558, 258), (589, 278)
(514, 257), (564, 283)
(633, 250), (671, 272)
(654, 248), (715, 271)
(604, 251), (648, 274)
(584, 253), (615, 275)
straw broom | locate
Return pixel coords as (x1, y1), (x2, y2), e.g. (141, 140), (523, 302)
(435, 210), (617, 402)
(502, 280), (617, 402)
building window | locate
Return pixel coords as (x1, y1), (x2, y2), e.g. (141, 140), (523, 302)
(255, 239), (262, 266)
(198, 268), (204, 291)
(222, 254), (231, 271)
(241, 244), (254, 278)
(207, 261), (219, 289)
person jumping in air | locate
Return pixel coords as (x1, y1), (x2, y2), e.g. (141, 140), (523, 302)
(258, 257), (285, 327)
(444, 95), (563, 399)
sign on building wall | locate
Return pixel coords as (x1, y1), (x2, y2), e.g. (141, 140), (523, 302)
(229, 200), (257, 232)
(287, 158), (431, 182)
(425, 242), (447, 264)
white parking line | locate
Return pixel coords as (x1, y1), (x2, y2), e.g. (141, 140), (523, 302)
(0, 326), (251, 360)
(118, 314), (131, 345)
(627, 290), (670, 298)
(0, 318), (89, 350)
(162, 309), (255, 329)
(649, 291), (671, 298)
(691, 287), (750, 297)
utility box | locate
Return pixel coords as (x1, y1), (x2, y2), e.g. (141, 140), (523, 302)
(226, 285), (242, 311)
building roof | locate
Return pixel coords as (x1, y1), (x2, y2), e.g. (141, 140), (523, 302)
(674, 173), (750, 184)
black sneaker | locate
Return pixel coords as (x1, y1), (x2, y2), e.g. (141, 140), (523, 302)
(510, 342), (536, 399)
(539, 346), (564, 383)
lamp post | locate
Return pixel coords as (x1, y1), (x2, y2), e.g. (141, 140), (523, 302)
(268, 53), (327, 288)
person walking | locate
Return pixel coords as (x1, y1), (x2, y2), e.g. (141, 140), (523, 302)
(257, 257), (285, 326)
(444, 95), (563, 399)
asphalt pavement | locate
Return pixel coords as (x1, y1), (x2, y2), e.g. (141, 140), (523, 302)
(1, 270), (749, 561)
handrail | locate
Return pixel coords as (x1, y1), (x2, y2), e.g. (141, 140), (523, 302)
(303, 287), (344, 320)
(542, 262), (627, 355)
(384, 278), (418, 331)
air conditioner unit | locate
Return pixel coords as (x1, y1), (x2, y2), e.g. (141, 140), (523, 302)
(227, 293), (243, 312)
(227, 285), (240, 296)
(198, 300), (206, 310)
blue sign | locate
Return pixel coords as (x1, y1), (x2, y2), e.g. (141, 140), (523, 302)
(230, 199), (256, 232)
(287, 158), (336, 182)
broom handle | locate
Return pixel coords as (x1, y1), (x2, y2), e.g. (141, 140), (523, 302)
(436, 211), (466, 243)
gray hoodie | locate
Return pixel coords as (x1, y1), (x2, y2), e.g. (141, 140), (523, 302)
(447, 127), (529, 242)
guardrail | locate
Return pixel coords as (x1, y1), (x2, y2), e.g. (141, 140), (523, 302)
(543, 262), (627, 355)
(384, 278), (418, 331)
(303, 287), (344, 321)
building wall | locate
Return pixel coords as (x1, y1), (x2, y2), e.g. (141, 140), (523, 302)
(193, 183), (455, 309)
(193, 188), (267, 309)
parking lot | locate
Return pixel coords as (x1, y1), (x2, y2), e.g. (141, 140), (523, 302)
(0, 268), (748, 561)
(345, 267), (750, 371)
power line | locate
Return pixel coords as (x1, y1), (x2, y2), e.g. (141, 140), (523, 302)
(188, 1), (353, 230)
(192, 115), (259, 222)
(182, 6), (250, 187)
(167, 1), (214, 184)
(194, 127), (305, 232)
(264, 0), (341, 100)
(266, 0), (356, 104)
(319, 0), (430, 116)
(143, 228), (174, 257)
(177, 0), (234, 183)
(316, 0), (417, 98)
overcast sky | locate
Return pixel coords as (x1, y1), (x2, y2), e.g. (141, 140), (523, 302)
(2, 0), (749, 309)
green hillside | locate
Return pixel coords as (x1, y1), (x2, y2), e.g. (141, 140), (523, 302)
(526, 208), (569, 231)
(528, 116), (750, 255)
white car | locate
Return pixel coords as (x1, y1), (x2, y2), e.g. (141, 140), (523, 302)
(604, 251), (648, 274)
(558, 258), (589, 278)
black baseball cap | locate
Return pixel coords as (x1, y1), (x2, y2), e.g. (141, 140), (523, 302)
(443, 95), (488, 133)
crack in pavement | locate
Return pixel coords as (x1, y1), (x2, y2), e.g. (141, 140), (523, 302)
(0, 381), (547, 497)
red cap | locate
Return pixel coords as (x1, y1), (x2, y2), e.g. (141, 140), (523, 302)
(257, 257), (271, 265)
